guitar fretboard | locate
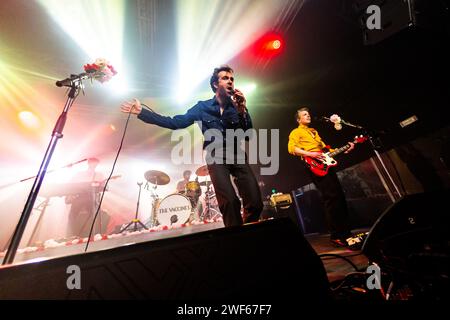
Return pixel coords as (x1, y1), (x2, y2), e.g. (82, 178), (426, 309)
(329, 144), (351, 157)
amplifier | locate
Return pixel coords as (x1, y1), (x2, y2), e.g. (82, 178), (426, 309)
(270, 193), (292, 208)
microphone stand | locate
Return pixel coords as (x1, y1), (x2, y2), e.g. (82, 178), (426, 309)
(338, 119), (403, 202)
(2, 72), (93, 265)
(19, 158), (88, 183)
(367, 133), (403, 202)
(340, 119), (364, 130)
(120, 182), (148, 232)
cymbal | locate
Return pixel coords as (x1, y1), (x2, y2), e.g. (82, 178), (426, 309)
(144, 170), (170, 185)
(195, 165), (209, 177)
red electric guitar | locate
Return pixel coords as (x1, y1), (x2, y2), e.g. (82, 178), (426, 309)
(302, 135), (368, 176)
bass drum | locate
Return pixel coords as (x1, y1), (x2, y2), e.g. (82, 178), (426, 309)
(156, 194), (192, 226)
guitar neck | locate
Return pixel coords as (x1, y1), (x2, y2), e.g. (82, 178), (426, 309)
(329, 144), (351, 157)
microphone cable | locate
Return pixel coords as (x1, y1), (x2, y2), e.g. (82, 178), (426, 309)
(84, 107), (134, 252)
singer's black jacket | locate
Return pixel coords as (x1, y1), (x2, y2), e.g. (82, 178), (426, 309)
(137, 96), (253, 150)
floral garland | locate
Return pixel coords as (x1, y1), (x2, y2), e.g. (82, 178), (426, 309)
(83, 58), (117, 83)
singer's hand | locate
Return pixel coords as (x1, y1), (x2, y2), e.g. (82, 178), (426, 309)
(344, 142), (355, 154)
(120, 98), (142, 115)
(232, 88), (247, 114)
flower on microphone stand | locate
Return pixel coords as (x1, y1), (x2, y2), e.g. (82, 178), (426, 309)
(83, 58), (117, 83)
(330, 114), (342, 131)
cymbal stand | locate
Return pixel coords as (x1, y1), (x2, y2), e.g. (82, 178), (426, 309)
(201, 180), (220, 220)
(146, 181), (160, 228)
(120, 182), (148, 232)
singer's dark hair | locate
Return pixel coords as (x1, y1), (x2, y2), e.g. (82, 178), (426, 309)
(210, 65), (234, 93)
(295, 107), (310, 120)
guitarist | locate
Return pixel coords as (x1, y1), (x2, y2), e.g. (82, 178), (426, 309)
(288, 107), (358, 248)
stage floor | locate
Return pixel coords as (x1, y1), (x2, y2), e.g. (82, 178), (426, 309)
(0, 220), (225, 265)
(305, 231), (369, 283)
(1, 219), (369, 285)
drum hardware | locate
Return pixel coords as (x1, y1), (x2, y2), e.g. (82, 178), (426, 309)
(120, 182), (148, 233)
(200, 191), (221, 220)
(199, 180), (212, 187)
(141, 170), (170, 228)
(198, 179), (221, 221)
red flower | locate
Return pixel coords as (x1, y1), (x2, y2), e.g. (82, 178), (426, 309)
(83, 63), (100, 72)
(83, 59), (117, 83)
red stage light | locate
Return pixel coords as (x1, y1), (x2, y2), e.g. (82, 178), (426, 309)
(271, 39), (282, 50)
(257, 33), (284, 57)
(243, 32), (284, 63)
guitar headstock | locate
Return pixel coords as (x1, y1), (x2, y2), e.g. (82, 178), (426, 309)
(353, 135), (369, 144)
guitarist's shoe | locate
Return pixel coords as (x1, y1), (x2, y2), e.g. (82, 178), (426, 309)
(345, 232), (368, 251)
(330, 232), (368, 250)
(330, 237), (349, 248)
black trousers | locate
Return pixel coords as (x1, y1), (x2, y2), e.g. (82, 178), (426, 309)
(207, 163), (263, 227)
(307, 168), (351, 239)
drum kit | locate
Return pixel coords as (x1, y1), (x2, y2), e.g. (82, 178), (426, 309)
(138, 165), (221, 229)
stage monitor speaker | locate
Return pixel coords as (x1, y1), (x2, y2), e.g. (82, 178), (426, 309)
(362, 189), (450, 271)
(0, 218), (330, 300)
(292, 190), (327, 235)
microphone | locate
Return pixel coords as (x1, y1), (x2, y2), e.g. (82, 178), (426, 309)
(231, 89), (244, 103)
(56, 74), (82, 87)
(324, 114), (363, 130)
(55, 71), (96, 87)
(317, 114), (343, 130)
(314, 116), (330, 122)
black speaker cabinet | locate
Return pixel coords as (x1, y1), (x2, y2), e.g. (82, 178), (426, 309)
(363, 189), (450, 271)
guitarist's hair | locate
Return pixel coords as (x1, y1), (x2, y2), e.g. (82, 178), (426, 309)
(295, 107), (310, 120)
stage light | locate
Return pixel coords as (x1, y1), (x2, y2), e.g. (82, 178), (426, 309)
(174, 0), (302, 104)
(259, 33), (284, 55)
(108, 74), (129, 96)
(239, 82), (257, 95)
(37, 0), (125, 77)
(18, 111), (41, 129)
(272, 39), (282, 50)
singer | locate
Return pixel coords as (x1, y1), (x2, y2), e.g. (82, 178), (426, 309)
(288, 107), (361, 249)
(120, 65), (262, 227)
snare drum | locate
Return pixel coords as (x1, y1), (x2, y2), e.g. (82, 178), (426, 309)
(185, 181), (201, 198)
(156, 194), (192, 226)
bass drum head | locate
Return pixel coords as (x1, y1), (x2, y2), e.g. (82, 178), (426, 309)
(156, 194), (192, 226)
